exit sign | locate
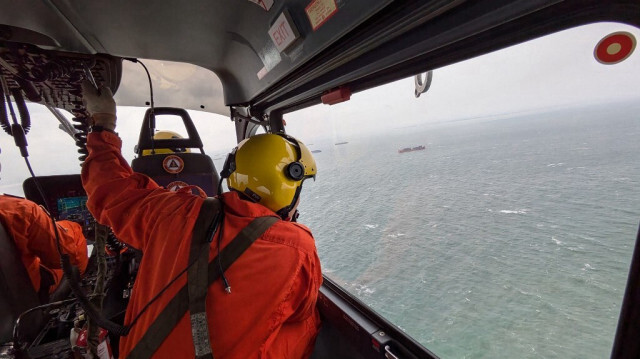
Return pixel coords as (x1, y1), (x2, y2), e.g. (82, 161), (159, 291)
(269, 11), (300, 53)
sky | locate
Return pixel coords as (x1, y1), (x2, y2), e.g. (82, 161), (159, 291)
(1, 22), (639, 195)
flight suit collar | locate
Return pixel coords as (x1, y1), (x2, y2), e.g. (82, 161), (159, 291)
(221, 191), (279, 219)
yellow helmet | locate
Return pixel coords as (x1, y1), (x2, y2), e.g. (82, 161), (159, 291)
(141, 130), (192, 156)
(223, 133), (316, 217)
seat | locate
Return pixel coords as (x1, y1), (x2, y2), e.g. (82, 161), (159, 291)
(131, 107), (219, 196)
(0, 221), (44, 344)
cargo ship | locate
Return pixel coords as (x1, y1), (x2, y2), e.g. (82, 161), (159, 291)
(398, 145), (426, 153)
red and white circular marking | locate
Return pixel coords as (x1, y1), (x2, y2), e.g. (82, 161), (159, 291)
(594, 32), (636, 65)
(166, 181), (189, 191)
(162, 155), (184, 174)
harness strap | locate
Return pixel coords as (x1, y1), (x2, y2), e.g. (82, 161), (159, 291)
(127, 198), (277, 359)
(188, 198), (221, 359)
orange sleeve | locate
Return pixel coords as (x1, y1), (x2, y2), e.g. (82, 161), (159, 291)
(265, 250), (323, 358)
(21, 202), (89, 274)
(81, 131), (203, 251)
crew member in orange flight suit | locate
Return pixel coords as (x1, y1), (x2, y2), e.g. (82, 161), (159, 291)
(0, 194), (88, 296)
(81, 81), (322, 358)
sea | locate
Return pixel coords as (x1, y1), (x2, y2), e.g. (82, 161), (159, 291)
(294, 103), (640, 358)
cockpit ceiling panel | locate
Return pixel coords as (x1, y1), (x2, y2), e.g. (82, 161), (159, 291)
(0, 42), (121, 115)
(0, 0), (393, 106)
(115, 60), (228, 116)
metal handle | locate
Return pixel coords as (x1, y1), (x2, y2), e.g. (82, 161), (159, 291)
(385, 345), (400, 359)
(414, 70), (433, 98)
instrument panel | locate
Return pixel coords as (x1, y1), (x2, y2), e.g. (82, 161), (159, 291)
(22, 175), (96, 240)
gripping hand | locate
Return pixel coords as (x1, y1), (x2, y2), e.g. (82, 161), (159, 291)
(81, 80), (117, 131)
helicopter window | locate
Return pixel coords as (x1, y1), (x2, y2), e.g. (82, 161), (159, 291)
(0, 105), (83, 196)
(285, 22), (639, 358)
(0, 106), (237, 196)
(150, 114), (190, 139)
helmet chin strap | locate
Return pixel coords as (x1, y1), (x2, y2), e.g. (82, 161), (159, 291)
(277, 185), (302, 221)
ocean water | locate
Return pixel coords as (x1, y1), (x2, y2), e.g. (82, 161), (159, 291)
(296, 103), (640, 358)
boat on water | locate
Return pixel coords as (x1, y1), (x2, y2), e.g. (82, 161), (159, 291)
(311, 150), (322, 153)
(335, 142), (349, 145)
(398, 145), (426, 153)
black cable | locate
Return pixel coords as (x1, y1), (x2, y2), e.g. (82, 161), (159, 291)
(24, 157), (64, 254)
(214, 203), (231, 293)
(0, 78), (11, 135)
(126, 204), (223, 328)
(126, 256), (192, 328)
(3, 90), (129, 336)
(13, 294), (100, 344)
(0, 75), (16, 135)
(124, 58), (156, 154)
(11, 87), (30, 134)
(23, 154), (130, 334)
(25, 151), (131, 336)
(6, 66), (217, 337)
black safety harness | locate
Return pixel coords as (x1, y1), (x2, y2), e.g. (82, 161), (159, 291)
(128, 197), (278, 359)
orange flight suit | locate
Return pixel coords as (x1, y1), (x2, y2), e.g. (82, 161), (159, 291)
(0, 195), (88, 292)
(81, 131), (322, 358)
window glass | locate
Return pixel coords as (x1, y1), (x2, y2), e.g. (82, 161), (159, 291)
(285, 23), (640, 358)
(0, 105), (236, 196)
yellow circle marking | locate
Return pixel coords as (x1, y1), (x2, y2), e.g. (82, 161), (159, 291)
(607, 43), (622, 55)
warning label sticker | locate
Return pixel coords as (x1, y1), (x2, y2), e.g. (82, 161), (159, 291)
(163, 155), (184, 174)
(306, 0), (338, 31)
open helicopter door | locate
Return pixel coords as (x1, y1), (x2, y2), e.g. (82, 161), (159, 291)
(132, 107), (219, 196)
